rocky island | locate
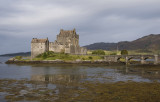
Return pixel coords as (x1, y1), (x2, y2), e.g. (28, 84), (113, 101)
(6, 29), (121, 65)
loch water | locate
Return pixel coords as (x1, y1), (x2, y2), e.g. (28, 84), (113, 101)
(0, 57), (160, 102)
(0, 57), (159, 82)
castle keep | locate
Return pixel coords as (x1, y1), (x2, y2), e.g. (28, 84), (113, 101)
(31, 29), (87, 58)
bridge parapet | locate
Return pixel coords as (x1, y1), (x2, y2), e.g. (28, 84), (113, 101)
(104, 55), (159, 65)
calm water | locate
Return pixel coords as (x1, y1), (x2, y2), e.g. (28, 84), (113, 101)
(0, 57), (160, 102)
(0, 57), (160, 82)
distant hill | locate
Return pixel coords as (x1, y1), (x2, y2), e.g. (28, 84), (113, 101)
(84, 34), (160, 51)
(0, 52), (31, 57)
(1, 34), (160, 56)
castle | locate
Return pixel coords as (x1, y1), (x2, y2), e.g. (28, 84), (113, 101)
(31, 29), (87, 58)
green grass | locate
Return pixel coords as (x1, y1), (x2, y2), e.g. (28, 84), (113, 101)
(128, 50), (154, 55)
(87, 50), (120, 55)
(15, 56), (22, 60)
(14, 56), (31, 61)
(87, 50), (157, 55)
(33, 51), (104, 61)
(14, 50), (158, 62)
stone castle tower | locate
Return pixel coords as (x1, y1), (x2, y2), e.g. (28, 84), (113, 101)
(31, 38), (49, 58)
(31, 29), (87, 58)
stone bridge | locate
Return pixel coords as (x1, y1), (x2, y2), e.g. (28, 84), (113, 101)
(104, 55), (159, 64)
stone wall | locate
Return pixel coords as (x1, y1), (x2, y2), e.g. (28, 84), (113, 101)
(64, 46), (87, 55)
(49, 42), (65, 53)
(31, 38), (49, 58)
(80, 47), (87, 55)
(49, 42), (55, 52)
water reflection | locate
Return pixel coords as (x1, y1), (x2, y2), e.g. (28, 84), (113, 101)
(1, 57), (160, 101)
(120, 66), (160, 81)
(30, 65), (86, 83)
(0, 57), (160, 83)
(28, 65), (154, 83)
(31, 74), (86, 83)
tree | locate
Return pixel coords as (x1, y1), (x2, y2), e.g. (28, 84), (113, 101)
(121, 50), (128, 55)
(92, 50), (105, 55)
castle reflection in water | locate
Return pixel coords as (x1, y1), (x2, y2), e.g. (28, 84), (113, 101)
(31, 74), (86, 83)
(30, 65), (87, 83)
(30, 65), (160, 83)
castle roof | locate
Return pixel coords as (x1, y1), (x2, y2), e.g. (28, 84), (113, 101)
(31, 38), (49, 43)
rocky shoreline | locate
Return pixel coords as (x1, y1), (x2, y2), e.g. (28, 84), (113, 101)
(6, 58), (159, 66)
(5, 59), (125, 65)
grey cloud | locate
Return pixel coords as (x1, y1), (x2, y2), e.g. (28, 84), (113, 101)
(0, 0), (160, 54)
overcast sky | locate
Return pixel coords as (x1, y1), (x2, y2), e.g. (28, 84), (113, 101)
(0, 0), (160, 54)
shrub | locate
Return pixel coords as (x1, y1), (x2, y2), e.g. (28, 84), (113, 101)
(48, 51), (54, 54)
(110, 52), (117, 55)
(36, 51), (54, 58)
(42, 52), (47, 59)
(15, 56), (22, 60)
(101, 56), (104, 59)
(36, 54), (42, 58)
(47, 51), (54, 57)
(121, 50), (128, 55)
(88, 56), (93, 59)
(92, 50), (105, 55)
(82, 58), (85, 60)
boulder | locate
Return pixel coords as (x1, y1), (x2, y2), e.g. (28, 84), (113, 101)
(76, 59), (81, 62)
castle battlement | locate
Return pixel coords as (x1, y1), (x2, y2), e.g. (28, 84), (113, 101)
(31, 38), (49, 43)
(59, 29), (79, 38)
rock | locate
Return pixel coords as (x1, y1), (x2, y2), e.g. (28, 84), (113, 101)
(55, 59), (63, 62)
(75, 59), (82, 63)
(76, 59), (81, 62)
(19, 90), (28, 96)
(8, 58), (15, 61)
(97, 59), (104, 61)
(70, 59), (82, 64)
(82, 60), (91, 63)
